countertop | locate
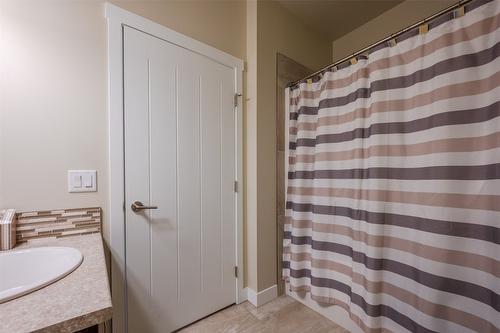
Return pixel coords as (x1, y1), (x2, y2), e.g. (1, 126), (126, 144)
(0, 234), (112, 333)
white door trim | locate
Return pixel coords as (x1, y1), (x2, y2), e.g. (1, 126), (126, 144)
(105, 4), (245, 332)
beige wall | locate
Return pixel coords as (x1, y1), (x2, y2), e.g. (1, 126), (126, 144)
(113, 0), (246, 60)
(0, 1), (109, 235)
(245, 0), (259, 291)
(254, 0), (332, 291)
(332, 0), (455, 62)
(0, 0), (246, 245)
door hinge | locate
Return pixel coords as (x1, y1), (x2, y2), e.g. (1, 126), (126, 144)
(234, 93), (241, 108)
(234, 181), (238, 193)
(234, 266), (238, 278)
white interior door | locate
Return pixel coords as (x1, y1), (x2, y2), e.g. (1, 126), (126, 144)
(123, 26), (236, 333)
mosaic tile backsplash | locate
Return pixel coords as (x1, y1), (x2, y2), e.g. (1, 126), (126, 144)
(16, 207), (101, 243)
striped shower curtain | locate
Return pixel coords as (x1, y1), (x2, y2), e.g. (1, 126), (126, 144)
(283, 0), (499, 332)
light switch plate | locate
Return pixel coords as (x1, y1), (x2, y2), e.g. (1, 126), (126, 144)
(68, 170), (97, 193)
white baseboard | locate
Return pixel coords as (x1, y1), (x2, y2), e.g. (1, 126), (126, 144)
(246, 284), (278, 307)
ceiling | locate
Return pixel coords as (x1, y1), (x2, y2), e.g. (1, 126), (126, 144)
(276, 0), (404, 41)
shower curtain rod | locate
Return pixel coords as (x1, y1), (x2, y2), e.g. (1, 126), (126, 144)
(288, 0), (473, 89)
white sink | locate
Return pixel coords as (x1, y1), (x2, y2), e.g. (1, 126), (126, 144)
(0, 246), (83, 303)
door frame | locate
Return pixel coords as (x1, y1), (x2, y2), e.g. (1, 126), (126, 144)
(105, 4), (245, 332)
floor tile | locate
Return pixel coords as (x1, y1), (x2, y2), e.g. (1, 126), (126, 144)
(178, 296), (349, 333)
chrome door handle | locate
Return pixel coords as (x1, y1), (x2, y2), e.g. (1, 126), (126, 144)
(131, 201), (158, 212)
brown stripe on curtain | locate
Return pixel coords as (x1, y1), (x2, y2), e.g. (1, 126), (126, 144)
(290, 131), (500, 164)
(287, 187), (500, 211)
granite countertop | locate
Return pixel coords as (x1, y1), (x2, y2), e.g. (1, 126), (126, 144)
(0, 234), (112, 333)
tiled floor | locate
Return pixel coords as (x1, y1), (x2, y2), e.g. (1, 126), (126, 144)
(178, 295), (349, 333)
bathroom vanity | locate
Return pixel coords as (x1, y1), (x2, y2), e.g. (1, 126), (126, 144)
(0, 234), (112, 332)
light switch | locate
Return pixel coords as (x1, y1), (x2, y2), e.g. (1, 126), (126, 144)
(68, 170), (97, 192)
(73, 174), (82, 188)
(82, 173), (93, 188)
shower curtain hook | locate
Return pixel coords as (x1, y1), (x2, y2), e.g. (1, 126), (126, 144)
(419, 22), (429, 34)
(453, 2), (465, 18)
(389, 34), (397, 47)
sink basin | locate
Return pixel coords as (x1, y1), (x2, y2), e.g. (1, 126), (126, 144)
(0, 246), (83, 303)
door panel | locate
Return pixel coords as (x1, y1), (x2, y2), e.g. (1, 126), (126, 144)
(124, 26), (236, 333)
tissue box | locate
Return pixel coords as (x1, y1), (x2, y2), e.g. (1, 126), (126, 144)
(0, 209), (16, 250)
